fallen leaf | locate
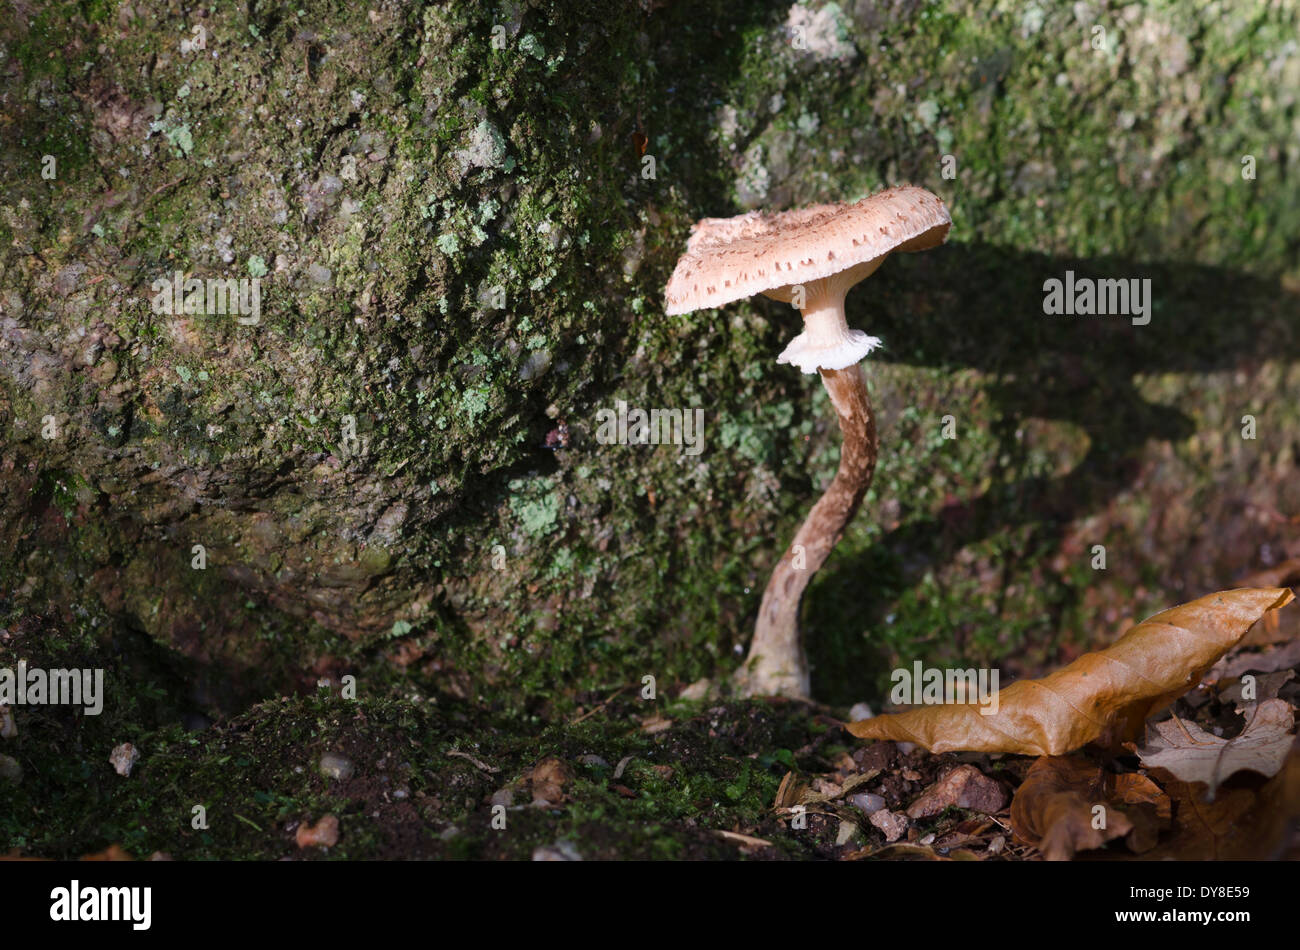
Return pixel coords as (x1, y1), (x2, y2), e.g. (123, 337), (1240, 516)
(847, 588), (1294, 755)
(1003, 758), (1170, 862)
(1217, 670), (1295, 707)
(1236, 556), (1300, 590)
(1141, 746), (1300, 859)
(840, 769), (880, 795)
(1113, 773), (1174, 854)
(1132, 699), (1296, 792)
(1212, 639), (1300, 679)
(1010, 757), (1140, 860)
(773, 770), (801, 809)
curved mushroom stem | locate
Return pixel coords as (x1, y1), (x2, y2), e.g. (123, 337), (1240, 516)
(736, 361), (879, 699)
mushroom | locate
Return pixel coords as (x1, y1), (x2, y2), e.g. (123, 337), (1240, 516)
(664, 186), (951, 698)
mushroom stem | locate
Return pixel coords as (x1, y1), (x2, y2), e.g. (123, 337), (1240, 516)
(737, 354), (879, 699)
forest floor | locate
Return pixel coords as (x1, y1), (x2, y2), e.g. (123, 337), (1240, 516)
(4, 598), (1299, 861)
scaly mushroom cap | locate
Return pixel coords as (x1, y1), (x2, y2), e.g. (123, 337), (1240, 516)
(663, 185), (951, 315)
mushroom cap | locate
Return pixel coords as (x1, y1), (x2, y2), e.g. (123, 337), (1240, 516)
(663, 185), (951, 315)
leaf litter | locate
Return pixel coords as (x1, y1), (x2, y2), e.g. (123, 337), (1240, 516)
(788, 587), (1300, 860)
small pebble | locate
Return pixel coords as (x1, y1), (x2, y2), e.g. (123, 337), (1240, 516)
(0, 704), (15, 739)
(848, 702), (873, 721)
(869, 809), (909, 843)
(319, 751), (355, 781)
(849, 792), (887, 816)
(532, 840), (583, 861)
(109, 743), (139, 777)
(296, 815), (340, 849)
(307, 263), (333, 288)
(835, 820), (859, 846)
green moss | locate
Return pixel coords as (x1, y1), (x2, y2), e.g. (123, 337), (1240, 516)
(2, 0), (1298, 758)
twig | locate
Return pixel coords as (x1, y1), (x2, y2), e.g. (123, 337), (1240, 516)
(148, 176), (186, 200)
(569, 686), (627, 725)
(714, 830), (773, 848)
(446, 749), (499, 774)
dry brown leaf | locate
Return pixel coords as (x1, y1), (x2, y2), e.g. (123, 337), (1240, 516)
(1010, 757), (1172, 860)
(1234, 559), (1300, 645)
(773, 770), (799, 809)
(847, 588), (1294, 755)
(840, 770), (880, 796)
(1236, 556), (1300, 590)
(1212, 639), (1300, 680)
(1140, 745), (1300, 860)
(1112, 773), (1174, 854)
(1132, 699), (1296, 790)
(1217, 670), (1295, 707)
(1010, 757), (1133, 860)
